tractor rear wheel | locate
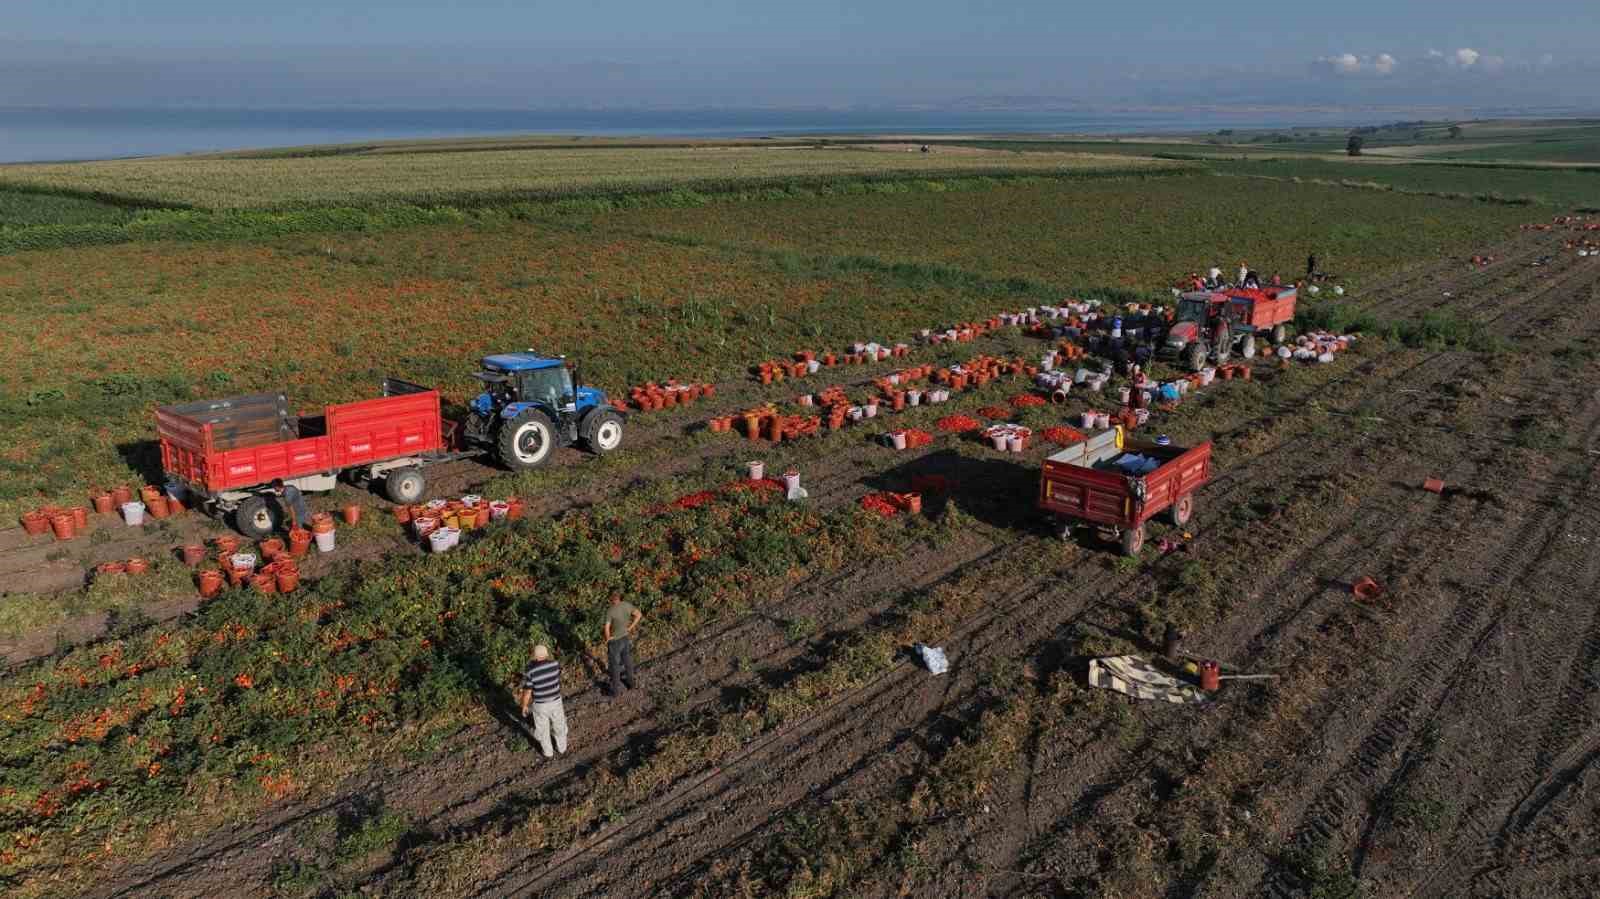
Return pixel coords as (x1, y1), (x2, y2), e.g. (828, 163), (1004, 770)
(1184, 343), (1207, 372)
(385, 467), (426, 504)
(497, 409), (557, 470)
(1119, 524), (1146, 556)
(1271, 323), (1288, 344)
(234, 495), (277, 540)
(581, 409), (624, 455)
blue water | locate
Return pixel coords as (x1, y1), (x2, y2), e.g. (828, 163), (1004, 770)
(0, 106), (1368, 164)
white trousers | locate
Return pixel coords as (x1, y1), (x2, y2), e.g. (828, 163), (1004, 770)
(530, 698), (568, 757)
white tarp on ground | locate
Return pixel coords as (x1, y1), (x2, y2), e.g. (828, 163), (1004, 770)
(1088, 655), (1207, 704)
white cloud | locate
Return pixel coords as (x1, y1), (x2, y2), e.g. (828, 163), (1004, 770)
(1454, 47), (1480, 67)
(1481, 54), (1505, 72)
(1427, 48), (1445, 60)
(1373, 53), (1396, 75)
(1318, 52), (1362, 74)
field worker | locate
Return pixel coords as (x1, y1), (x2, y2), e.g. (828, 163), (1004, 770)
(1237, 262), (1248, 286)
(1207, 264), (1223, 287)
(1306, 252), (1317, 279)
(1270, 273), (1282, 287)
(519, 644), (568, 758)
(1243, 270), (1260, 289)
(603, 595), (643, 698)
(270, 478), (311, 532)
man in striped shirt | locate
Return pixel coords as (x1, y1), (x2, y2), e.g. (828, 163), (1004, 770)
(519, 644), (568, 758)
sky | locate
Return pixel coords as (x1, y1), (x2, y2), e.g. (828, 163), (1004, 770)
(2, 0), (1595, 110)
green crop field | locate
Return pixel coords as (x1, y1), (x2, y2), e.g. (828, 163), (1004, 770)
(602, 172), (1534, 288)
(0, 145), (1176, 210)
(1208, 157), (1600, 209)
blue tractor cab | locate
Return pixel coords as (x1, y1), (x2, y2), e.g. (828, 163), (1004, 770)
(465, 351), (624, 470)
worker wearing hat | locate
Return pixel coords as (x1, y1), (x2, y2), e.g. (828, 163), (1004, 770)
(519, 644), (568, 758)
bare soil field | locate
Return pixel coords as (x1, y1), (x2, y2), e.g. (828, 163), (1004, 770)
(7, 221), (1594, 898)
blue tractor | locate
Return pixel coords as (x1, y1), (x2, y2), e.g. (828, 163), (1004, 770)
(464, 352), (625, 470)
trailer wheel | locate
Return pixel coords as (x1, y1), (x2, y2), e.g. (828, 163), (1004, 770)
(1120, 524), (1145, 556)
(581, 409), (624, 455)
(1240, 334), (1257, 359)
(1167, 493), (1194, 527)
(497, 409), (556, 470)
(234, 495), (277, 540)
(385, 467), (426, 504)
(1184, 343), (1207, 372)
(1272, 323), (1288, 344)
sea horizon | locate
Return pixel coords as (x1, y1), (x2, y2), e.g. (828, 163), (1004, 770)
(0, 104), (1529, 164)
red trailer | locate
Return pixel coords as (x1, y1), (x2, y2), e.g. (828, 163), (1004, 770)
(1037, 427), (1213, 555)
(157, 378), (455, 537)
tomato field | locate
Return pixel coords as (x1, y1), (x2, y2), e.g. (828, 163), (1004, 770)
(2, 155), (1599, 899)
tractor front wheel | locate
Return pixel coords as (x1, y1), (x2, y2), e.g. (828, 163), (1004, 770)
(497, 410), (557, 470)
(582, 409), (625, 455)
(234, 495), (278, 539)
(1271, 323), (1288, 344)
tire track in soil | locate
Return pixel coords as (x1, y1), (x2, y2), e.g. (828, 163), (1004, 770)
(1399, 476), (1600, 898)
(1468, 256), (1600, 330)
(1356, 231), (1567, 319)
(515, 349), (1492, 898)
(939, 351), (1510, 897)
(1245, 397), (1600, 898)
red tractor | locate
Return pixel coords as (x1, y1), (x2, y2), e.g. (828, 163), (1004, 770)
(1163, 287), (1296, 371)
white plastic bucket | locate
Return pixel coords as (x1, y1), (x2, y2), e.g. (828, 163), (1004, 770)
(413, 516), (438, 537)
(1094, 412), (1111, 429)
(230, 552), (257, 572)
(748, 460), (765, 481)
(797, 394), (813, 406)
(460, 494), (482, 507)
(783, 470), (801, 492)
(429, 530), (452, 553)
(1118, 387), (1131, 405)
(489, 501), (510, 520)
(1007, 435), (1023, 453)
(1041, 355), (1055, 372)
(1081, 411), (1096, 428)
(891, 431), (908, 451)
(121, 502), (146, 526)
(314, 530), (336, 553)
(865, 404), (878, 418)
(442, 527), (461, 549)
(849, 406), (864, 421)
(807, 359), (821, 374)
(907, 390), (921, 406)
